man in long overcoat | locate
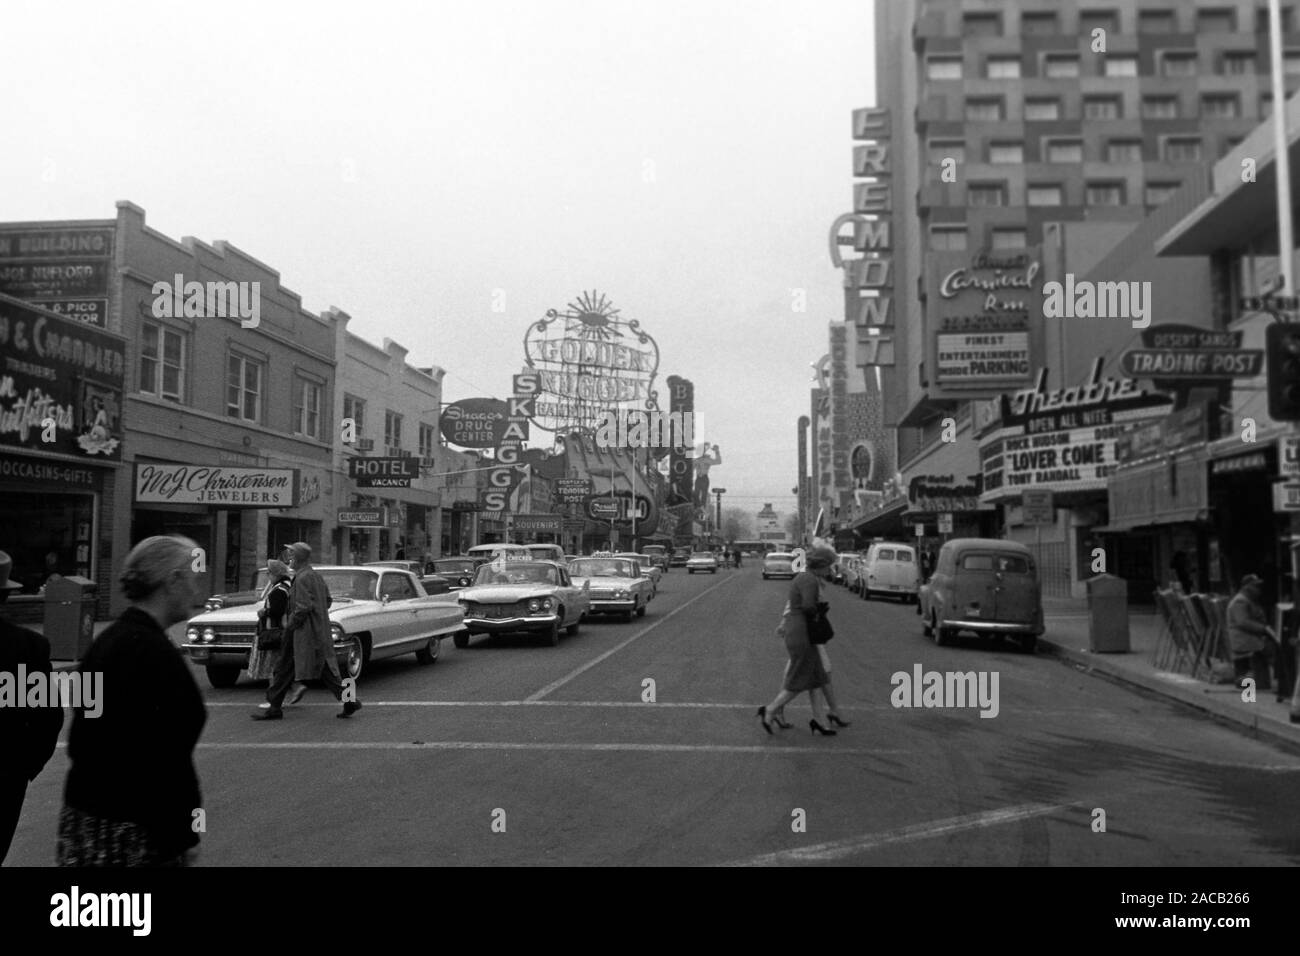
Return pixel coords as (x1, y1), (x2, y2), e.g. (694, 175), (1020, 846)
(253, 542), (361, 720)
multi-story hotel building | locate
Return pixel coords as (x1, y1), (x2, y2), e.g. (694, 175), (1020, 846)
(850, 0), (1300, 596)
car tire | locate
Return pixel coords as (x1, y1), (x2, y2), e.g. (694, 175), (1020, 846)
(621, 609), (635, 622)
(546, 614), (562, 646)
(453, 630), (470, 649)
(689, 569), (695, 574)
(566, 615), (581, 636)
(636, 602), (646, 618)
(710, 569), (716, 574)
(762, 573), (768, 580)
(934, 620), (955, 647)
(340, 635), (365, 681)
(415, 636), (440, 665)
(1018, 635), (1038, 655)
(206, 663), (241, 689)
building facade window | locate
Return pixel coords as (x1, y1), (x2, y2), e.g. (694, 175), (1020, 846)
(1197, 8), (1236, 31)
(930, 140), (966, 164)
(1045, 139), (1084, 163)
(1286, 51), (1300, 74)
(963, 12), (1002, 36)
(990, 228), (1027, 250)
(1142, 96), (1179, 119)
(927, 57), (963, 80)
(1021, 11), (1058, 34)
(965, 98), (1004, 121)
(967, 183), (1006, 207)
(1086, 182), (1126, 205)
(1139, 10), (1177, 32)
(989, 142), (1024, 163)
(1024, 98), (1061, 120)
(1223, 51), (1257, 74)
(1257, 7), (1295, 33)
(226, 353), (263, 423)
(140, 321), (185, 402)
(1144, 182), (1180, 207)
(1027, 185), (1064, 206)
(1084, 96), (1121, 119)
(1201, 94), (1241, 118)
(293, 378), (323, 440)
(986, 56), (1021, 78)
(1079, 11), (1120, 36)
(1106, 139), (1144, 163)
(1263, 93), (1275, 117)
(1160, 53), (1199, 77)
(1103, 55), (1139, 77)
(929, 226), (967, 250)
(1163, 137), (1203, 161)
(1044, 54), (1080, 78)
(418, 422), (437, 460)
(384, 410), (403, 456)
(343, 394), (366, 441)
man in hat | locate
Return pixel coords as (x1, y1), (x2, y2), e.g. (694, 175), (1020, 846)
(0, 551), (64, 862)
(1227, 573), (1277, 690)
(253, 542), (361, 720)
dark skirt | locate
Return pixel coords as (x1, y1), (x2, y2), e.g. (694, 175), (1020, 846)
(782, 613), (828, 692)
(56, 805), (188, 867)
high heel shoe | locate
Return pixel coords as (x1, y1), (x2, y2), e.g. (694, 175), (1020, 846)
(757, 706), (774, 735)
(771, 710), (794, 730)
(809, 719), (837, 736)
(826, 713), (851, 728)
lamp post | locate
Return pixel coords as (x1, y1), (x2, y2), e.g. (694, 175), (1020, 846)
(713, 488), (727, 547)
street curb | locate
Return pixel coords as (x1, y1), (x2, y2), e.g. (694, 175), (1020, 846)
(1037, 633), (1300, 756)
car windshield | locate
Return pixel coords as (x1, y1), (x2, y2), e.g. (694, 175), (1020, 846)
(319, 570), (377, 601)
(570, 560), (636, 578)
(473, 563), (560, 586)
(433, 560), (476, 573)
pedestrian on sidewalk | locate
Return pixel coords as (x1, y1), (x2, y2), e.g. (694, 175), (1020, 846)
(1227, 574), (1277, 691)
(253, 542), (361, 720)
(57, 536), (207, 866)
(0, 551), (63, 865)
(757, 544), (845, 737)
(247, 559), (292, 683)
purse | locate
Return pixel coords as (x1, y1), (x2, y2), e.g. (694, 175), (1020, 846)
(255, 606), (284, 651)
(808, 602), (834, 645)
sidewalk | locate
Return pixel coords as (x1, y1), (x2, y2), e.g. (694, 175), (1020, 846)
(1040, 597), (1300, 753)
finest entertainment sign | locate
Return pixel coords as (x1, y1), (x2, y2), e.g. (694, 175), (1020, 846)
(936, 332), (1030, 383)
(135, 464), (298, 507)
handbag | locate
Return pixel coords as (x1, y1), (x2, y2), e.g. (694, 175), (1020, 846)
(808, 602), (834, 645)
(255, 604), (284, 651)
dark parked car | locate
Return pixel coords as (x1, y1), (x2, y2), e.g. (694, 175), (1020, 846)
(424, 557), (480, 591)
(919, 538), (1043, 653)
(204, 567), (273, 612)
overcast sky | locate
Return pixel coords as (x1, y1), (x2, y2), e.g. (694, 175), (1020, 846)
(5, 0), (876, 517)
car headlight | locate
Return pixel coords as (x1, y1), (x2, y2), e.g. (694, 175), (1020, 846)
(204, 598), (220, 611)
(201, 627), (215, 643)
(528, 598), (541, 612)
(615, 589), (629, 598)
(459, 577), (470, 587)
(331, 623), (345, 642)
(186, 626), (199, 642)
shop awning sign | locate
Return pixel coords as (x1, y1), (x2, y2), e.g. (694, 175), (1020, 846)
(1281, 437), (1300, 478)
(511, 514), (563, 534)
(338, 508), (385, 527)
(348, 456), (419, 487)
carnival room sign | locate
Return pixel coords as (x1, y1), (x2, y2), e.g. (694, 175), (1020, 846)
(0, 294), (125, 461)
(135, 464), (298, 507)
(927, 250), (1042, 393)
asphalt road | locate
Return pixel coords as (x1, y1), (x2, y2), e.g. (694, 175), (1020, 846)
(9, 567), (1300, 866)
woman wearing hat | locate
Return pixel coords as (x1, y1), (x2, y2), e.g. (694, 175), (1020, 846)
(57, 535), (208, 866)
(247, 559), (292, 683)
(758, 543), (845, 736)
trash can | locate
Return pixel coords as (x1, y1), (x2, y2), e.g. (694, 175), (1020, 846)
(44, 576), (98, 661)
(1086, 573), (1130, 653)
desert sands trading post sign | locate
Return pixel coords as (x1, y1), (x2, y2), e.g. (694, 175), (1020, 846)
(979, 359), (1172, 501)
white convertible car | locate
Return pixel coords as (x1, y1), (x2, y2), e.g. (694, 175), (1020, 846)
(183, 565), (467, 688)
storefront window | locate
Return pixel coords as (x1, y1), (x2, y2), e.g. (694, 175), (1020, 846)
(0, 494), (95, 595)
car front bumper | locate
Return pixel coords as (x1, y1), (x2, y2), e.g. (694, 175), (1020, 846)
(183, 640), (352, 665)
(588, 599), (637, 613)
(464, 613), (560, 633)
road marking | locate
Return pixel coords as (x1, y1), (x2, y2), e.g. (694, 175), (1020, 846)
(194, 740), (903, 755)
(524, 572), (739, 701)
(720, 802), (1074, 866)
(204, 700), (894, 709)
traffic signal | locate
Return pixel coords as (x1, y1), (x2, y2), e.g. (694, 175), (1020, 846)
(1267, 323), (1300, 421)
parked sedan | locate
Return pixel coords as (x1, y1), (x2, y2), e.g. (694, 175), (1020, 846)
(762, 552), (796, 580)
(614, 552), (662, 593)
(424, 557), (480, 591)
(670, 548), (691, 567)
(569, 556), (655, 620)
(686, 552), (718, 574)
(456, 560), (590, 646)
(203, 567), (273, 612)
(183, 566), (467, 688)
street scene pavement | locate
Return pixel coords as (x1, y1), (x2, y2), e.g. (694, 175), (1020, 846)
(10, 567), (1298, 867)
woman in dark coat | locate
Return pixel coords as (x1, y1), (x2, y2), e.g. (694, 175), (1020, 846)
(758, 544), (839, 736)
(57, 535), (208, 866)
(247, 559), (292, 682)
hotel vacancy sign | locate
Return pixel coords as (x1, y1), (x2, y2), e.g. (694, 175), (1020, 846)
(135, 464), (299, 507)
(927, 250), (1043, 395)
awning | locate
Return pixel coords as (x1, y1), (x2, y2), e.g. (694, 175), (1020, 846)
(849, 498), (908, 535)
(1101, 446), (1210, 532)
